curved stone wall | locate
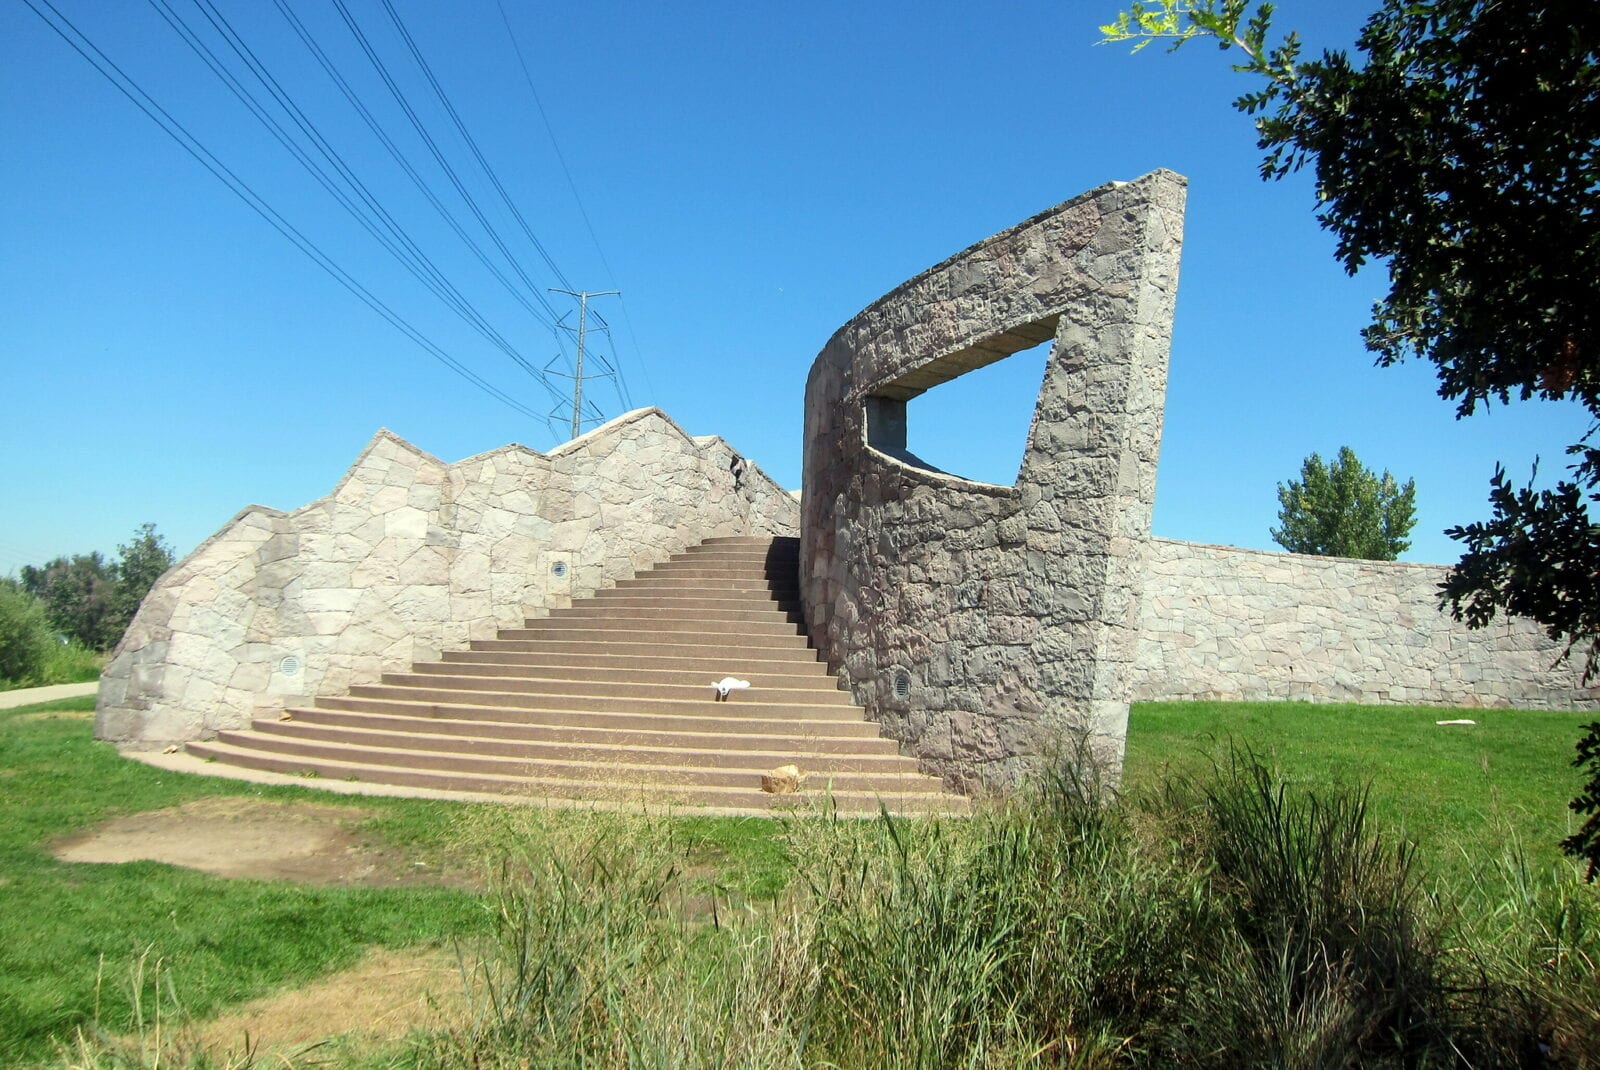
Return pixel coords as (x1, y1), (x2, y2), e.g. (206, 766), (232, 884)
(1133, 537), (1600, 709)
(800, 171), (1188, 790)
(98, 408), (798, 746)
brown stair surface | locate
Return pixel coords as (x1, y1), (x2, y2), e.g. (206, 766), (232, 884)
(188, 536), (966, 815)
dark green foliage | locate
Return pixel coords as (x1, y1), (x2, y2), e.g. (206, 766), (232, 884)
(18, 523), (175, 652)
(1102, 0), (1600, 879)
(1271, 445), (1417, 559)
(1445, 470), (1600, 877)
(0, 580), (58, 685)
(1566, 723), (1600, 882)
(21, 551), (119, 650)
(795, 755), (1600, 1067)
(112, 522), (175, 631)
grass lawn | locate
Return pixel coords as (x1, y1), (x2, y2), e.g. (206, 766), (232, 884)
(3, 694), (1593, 1066)
(0, 696), (487, 1065)
(0, 696), (790, 1066)
(1125, 700), (1595, 880)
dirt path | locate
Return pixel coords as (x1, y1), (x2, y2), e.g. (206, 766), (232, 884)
(0, 681), (98, 709)
(183, 944), (467, 1058)
(50, 796), (465, 886)
(52, 796), (483, 1056)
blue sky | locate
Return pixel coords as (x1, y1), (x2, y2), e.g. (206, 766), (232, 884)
(2, 0), (1590, 573)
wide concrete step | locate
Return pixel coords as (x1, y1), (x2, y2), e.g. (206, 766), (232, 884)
(671, 546), (796, 560)
(514, 614), (805, 636)
(495, 623), (811, 647)
(468, 636), (825, 662)
(184, 740), (963, 815)
(610, 575), (799, 594)
(317, 694), (886, 736)
(276, 706), (903, 755)
(637, 564), (799, 580)
(696, 535), (793, 545)
(543, 604), (804, 626)
(426, 655), (836, 688)
(378, 670), (854, 707)
(238, 720), (920, 776)
(587, 591), (802, 611)
(344, 682), (860, 720)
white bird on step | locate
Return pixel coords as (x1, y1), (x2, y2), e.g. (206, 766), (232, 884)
(711, 676), (751, 701)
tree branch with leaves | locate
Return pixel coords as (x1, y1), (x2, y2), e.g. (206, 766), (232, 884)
(1101, 0), (1600, 877)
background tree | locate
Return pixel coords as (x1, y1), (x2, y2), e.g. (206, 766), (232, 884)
(20, 552), (118, 650)
(1101, 0), (1600, 876)
(1272, 446), (1416, 560)
(0, 580), (57, 685)
(18, 524), (175, 653)
(112, 522), (175, 633)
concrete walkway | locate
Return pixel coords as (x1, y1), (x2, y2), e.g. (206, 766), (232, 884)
(0, 681), (99, 709)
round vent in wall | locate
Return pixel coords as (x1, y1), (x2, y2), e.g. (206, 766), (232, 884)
(892, 668), (912, 701)
(551, 560), (569, 578)
(279, 655), (302, 677)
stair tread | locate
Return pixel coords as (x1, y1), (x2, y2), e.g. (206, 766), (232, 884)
(262, 716), (915, 758)
(228, 726), (928, 778)
(187, 740), (964, 814)
(275, 706), (901, 751)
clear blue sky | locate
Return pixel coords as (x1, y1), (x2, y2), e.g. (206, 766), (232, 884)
(2, 0), (1589, 574)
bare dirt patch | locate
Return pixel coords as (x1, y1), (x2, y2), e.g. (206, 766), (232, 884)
(51, 796), (464, 886)
(179, 944), (466, 1058)
(13, 709), (94, 722)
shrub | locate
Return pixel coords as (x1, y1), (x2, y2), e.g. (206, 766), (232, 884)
(0, 582), (57, 686)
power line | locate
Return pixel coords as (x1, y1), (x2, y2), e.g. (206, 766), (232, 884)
(273, 0), (565, 335)
(151, 0), (549, 383)
(381, 0), (571, 292)
(328, 0), (566, 327)
(19, 0), (544, 422)
(493, 0), (654, 405)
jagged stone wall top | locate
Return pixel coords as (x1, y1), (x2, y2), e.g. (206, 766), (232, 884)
(99, 408), (798, 746)
(800, 171), (1188, 790)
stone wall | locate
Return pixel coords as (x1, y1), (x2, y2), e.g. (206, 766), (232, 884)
(1132, 538), (1599, 709)
(98, 408), (799, 746)
(801, 171), (1188, 791)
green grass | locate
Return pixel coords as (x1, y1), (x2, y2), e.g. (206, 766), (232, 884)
(1125, 700), (1592, 878)
(0, 696), (487, 1066)
(38, 640), (105, 684)
(0, 695), (794, 1067)
(0, 640), (103, 690)
(8, 695), (1598, 1067)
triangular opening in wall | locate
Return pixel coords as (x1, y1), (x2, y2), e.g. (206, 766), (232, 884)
(866, 335), (1054, 487)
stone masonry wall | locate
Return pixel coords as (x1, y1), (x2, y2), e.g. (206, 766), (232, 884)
(801, 171), (1188, 791)
(1133, 538), (1600, 709)
(98, 408), (799, 746)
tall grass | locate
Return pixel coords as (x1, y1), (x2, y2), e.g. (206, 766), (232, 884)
(412, 754), (1598, 1069)
(48, 755), (1599, 1068)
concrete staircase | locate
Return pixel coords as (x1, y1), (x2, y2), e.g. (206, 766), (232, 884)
(187, 536), (964, 815)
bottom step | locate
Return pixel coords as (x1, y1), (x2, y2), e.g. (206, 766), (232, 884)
(186, 739), (969, 816)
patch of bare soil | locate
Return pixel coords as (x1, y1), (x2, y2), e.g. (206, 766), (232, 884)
(50, 796), (465, 886)
(14, 709), (94, 722)
(176, 945), (467, 1061)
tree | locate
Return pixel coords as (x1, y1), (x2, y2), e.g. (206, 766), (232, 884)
(112, 522), (174, 631)
(0, 580), (56, 685)
(1100, 0), (1600, 876)
(20, 552), (119, 650)
(17, 524), (176, 652)
(1271, 447), (1416, 560)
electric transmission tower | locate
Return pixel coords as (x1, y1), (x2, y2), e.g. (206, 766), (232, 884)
(546, 288), (621, 440)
